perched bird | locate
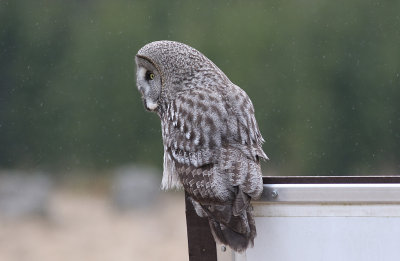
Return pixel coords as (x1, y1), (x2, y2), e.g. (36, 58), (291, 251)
(135, 41), (267, 252)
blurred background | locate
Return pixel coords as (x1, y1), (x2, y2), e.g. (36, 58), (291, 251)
(0, 0), (399, 260)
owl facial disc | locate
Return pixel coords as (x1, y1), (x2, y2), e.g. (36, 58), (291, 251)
(136, 65), (160, 111)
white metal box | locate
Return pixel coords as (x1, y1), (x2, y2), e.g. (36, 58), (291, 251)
(217, 177), (400, 261)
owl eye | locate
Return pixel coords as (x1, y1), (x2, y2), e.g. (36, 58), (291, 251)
(146, 71), (155, 81)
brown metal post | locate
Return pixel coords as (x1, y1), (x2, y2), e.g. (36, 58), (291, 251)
(185, 192), (217, 261)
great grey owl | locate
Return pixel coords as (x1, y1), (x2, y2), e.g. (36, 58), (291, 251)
(135, 41), (267, 252)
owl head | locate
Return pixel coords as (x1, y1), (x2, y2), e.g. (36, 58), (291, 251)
(135, 41), (229, 112)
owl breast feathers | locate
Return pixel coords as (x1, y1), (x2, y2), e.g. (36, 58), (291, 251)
(135, 41), (267, 252)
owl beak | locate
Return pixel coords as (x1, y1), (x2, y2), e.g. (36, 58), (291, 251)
(143, 98), (158, 112)
(143, 98), (152, 111)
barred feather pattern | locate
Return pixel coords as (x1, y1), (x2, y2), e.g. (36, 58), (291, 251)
(136, 41), (267, 252)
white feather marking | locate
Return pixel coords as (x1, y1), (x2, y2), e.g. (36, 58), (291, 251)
(161, 150), (182, 190)
(194, 132), (200, 145)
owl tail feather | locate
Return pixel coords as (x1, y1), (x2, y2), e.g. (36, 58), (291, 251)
(208, 207), (257, 252)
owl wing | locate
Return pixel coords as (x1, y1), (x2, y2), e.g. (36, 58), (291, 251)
(161, 87), (229, 195)
(164, 87), (267, 166)
(226, 85), (268, 161)
(162, 87), (265, 196)
(164, 88), (229, 168)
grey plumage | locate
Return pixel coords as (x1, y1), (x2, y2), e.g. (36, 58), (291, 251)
(135, 41), (267, 252)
